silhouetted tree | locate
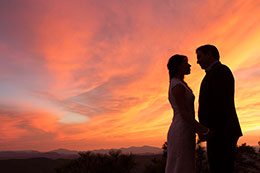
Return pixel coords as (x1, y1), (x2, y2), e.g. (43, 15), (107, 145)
(195, 143), (209, 173)
(162, 142), (167, 158)
(258, 141), (260, 153)
(235, 143), (260, 173)
(56, 150), (136, 173)
(144, 142), (167, 173)
(56, 142), (260, 173)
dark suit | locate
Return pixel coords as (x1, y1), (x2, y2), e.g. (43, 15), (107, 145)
(198, 62), (242, 173)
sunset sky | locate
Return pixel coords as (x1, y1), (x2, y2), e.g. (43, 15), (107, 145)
(0, 0), (259, 151)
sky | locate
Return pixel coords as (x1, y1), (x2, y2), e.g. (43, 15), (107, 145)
(0, 0), (259, 151)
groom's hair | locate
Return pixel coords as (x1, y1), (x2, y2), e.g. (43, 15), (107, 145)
(196, 44), (220, 60)
(167, 54), (187, 80)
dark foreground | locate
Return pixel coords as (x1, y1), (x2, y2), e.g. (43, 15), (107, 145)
(0, 143), (259, 173)
(0, 154), (161, 173)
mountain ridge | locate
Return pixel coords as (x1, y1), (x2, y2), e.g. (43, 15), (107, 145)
(0, 145), (162, 160)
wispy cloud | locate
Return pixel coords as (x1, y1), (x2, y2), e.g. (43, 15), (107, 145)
(0, 0), (259, 150)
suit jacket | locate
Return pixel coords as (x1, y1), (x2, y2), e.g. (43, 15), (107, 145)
(198, 62), (242, 138)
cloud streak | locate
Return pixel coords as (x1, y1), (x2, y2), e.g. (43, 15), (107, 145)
(0, 0), (259, 151)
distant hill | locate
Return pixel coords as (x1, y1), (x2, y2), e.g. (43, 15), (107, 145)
(50, 148), (78, 155)
(90, 145), (162, 155)
(0, 150), (78, 160)
(0, 146), (162, 160)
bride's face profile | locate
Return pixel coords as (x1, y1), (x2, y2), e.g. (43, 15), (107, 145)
(179, 57), (191, 75)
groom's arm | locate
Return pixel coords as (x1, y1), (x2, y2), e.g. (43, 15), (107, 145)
(209, 65), (235, 133)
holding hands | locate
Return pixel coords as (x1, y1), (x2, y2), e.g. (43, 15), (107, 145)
(197, 125), (214, 143)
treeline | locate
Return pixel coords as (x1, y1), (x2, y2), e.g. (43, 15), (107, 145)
(56, 142), (260, 173)
(56, 150), (135, 173)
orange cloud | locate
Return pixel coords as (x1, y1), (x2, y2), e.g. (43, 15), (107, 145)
(0, 0), (259, 151)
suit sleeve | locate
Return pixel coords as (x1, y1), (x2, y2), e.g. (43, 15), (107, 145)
(208, 66), (235, 132)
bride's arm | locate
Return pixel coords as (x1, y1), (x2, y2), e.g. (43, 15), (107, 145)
(172, 84), (208, 134)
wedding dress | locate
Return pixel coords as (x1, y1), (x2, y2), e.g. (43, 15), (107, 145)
(165, 78), (196, 173)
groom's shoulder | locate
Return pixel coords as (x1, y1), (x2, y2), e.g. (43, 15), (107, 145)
(215, 63), (232, 73)
(213, 63), (234, 81)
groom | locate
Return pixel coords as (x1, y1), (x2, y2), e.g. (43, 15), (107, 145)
(196, 44), (242, 173)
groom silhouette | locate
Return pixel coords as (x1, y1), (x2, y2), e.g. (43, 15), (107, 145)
(196, 44), (242, 173)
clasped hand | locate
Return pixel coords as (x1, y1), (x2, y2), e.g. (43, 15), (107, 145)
(197, 130), (214, 143)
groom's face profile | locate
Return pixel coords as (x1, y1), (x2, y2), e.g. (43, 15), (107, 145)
(196, 50), (212, 70)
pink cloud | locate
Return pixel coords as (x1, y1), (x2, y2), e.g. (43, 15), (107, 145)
(0, 0), (260, 150)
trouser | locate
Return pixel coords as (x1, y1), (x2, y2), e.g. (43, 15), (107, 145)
(207, 135), (238, 173)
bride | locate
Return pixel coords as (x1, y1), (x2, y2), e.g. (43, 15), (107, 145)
(165, 54), (209, 173)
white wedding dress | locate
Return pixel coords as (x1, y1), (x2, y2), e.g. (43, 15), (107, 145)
(165, 78), (196, 173)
